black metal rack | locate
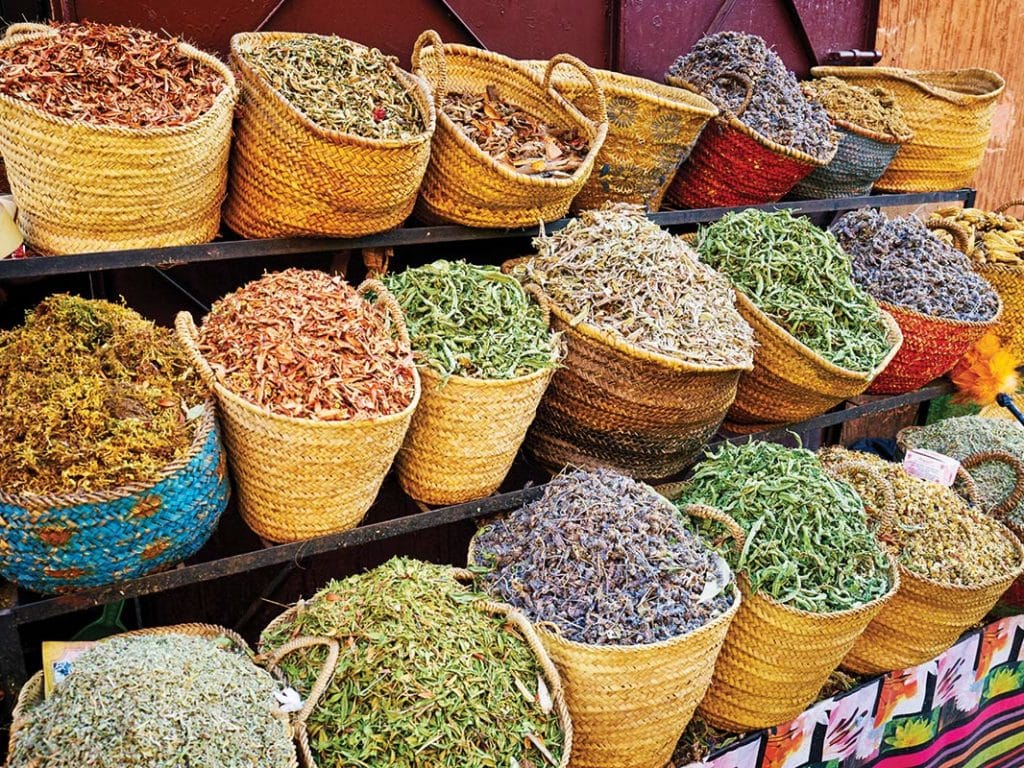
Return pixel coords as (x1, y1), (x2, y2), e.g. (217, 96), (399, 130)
(0, 188), (973, 715)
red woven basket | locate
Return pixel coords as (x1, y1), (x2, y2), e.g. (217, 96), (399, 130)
(867, 299), (1002, 395)
(663, 72), (835, 208)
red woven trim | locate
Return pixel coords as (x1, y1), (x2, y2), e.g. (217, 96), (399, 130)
(664, 119), (816, 208)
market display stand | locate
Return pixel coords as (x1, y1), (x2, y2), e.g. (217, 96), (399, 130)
(0, 189), (972, 717)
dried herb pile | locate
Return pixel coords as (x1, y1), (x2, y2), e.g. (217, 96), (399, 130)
(198, 269), (415, 421)
(472, 468), (735, 646)
(699, 209), (893, 371)
(676, 441), (892, 613)
(7, 634), (294, 768)
(667, 31), (835, 160)
(0, 295), (204, 496)
(801, 76), (911, 139)
(0, 21), (224, 128)
(240, 35), (423, 140)
(819, 446), (1020, 585)
(383, 260), (557, 380)
(260, 557), (564, 768)
(443, 85), (589, 178)
(831, 208), (999, 322)
(902, 416), (1024, 528)
(930, 207), (1024, 265)
(515, 203), (754, 366)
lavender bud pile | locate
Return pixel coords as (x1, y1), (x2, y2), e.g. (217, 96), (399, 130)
(472, 468), (735, 646)
(667, 31), (836, 161)
(831, 208), (1000, 322)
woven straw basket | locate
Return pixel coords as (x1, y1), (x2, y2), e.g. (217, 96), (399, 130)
(0, 404), (229, 595)
(502, 258), (752, 480)
(725, 291), (903, 432)
(469, 500), (739, 768)
(412, 31), (608, 227)
(789, 119), (910, 199)
(826, 452), (1024, 674)
(663, 71), (835, 208)
(175, 282), (420, 543)
(812, 66), (1004, 192)
(866, 297), (1001, 395)
(8, 623), (298, 768)
(0, 23), (236, 254)
(261, 580), (573, 768)
(223, 32), (435, 239)
(659, 483), (899, 731)
(930, 205), (1024, 362)
(522, 60), (718, 211)
(397, 288), (557, 505)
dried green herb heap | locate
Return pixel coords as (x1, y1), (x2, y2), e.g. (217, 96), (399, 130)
(699, 209), (893, 371)
(676, 441), (892, 613)
(383, 260), (557, 379)
(7, 634), (294, 768)
(831, 208), (999, 322)
(0, 22), (224, 128)
(667, 31), (836, 160)
(819, 446), (1020, 585)
(240, 35), (424, 140)
(472, 468), (735, 645)
(260, 557), (564, 768)
(902, 416), (1024, 528)
(0, 295), (204, 496)
(198, 269), (415, 421)
(801, 77), (911, 139)
(514, 203), (754, 367)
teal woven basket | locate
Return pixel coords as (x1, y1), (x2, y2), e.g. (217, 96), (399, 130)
(0, 403), (229, 594)
(788, 121), (906, 199)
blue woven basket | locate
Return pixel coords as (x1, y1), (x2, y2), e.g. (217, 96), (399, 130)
(0, 403), (229, 594)
(788, 121), (907, 199)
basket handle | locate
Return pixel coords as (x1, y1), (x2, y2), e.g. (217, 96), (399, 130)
(174, 311), (220, 392)
(411, 30), (448, 110)
(926, 218), (972, 253)
(260, 636), (341, 727)
(543, 54), (607, 128)
(705, 70), (755, 117)
(682, 503), (746, 554)
(4, 22), (55, 39)
(995, 200), (1024, 215)
(962, 450), (1024, 521)
(523, 283), (552, 327)
(357, 278), (412, 347)
(824, 458), (898, 539)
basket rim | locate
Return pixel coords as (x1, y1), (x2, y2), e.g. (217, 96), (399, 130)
(0, 32), (238, 136)
(830, 117), (911, 144)
(229, 31), (437, 149)
(467, 487), (743, 653)
(735, 289), (904, 382)
(415, 350), (560, 389)
(415, 41), (610, 190)
(0, 398), (219, 509)
(664, 74), (836, 167)
(501, 257), (755, 374)
(521, 59), (720, 119)
(810, 65), (1006, 104)
(656, 482), (903, 620)
(877, 294), (1003, 330)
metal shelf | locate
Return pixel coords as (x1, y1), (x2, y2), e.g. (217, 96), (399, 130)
(0, 190), (975, 279)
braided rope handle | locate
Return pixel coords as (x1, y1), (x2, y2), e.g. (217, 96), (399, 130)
(926, 218), (972, 253)
(411, 29), (448, 111)
(705, 71), (755, 117)
(523, 283), (552, 327)
(5, 22), (54, 39)
(962, 450), (1024, 521)
(995, 200), (1024, 215)
(259, 636), (341, 728)
(357, 278), (412, 347)
(823, 458), (899, 538)
(683, 502), (746, 554)
(174, 311), (220, 392)
(543, 54), (607, 128)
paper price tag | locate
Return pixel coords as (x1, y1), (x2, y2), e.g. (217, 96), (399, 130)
(903, 448), (960, 487)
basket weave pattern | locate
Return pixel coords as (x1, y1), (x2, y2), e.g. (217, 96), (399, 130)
(0, 25), (237, 254)
(0, 405), (229, 594)
(789, 124), (903, 199)
(223, 32), (435, 239)
(812, 66), (1004, 192)
(412, 31), (607, 228)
